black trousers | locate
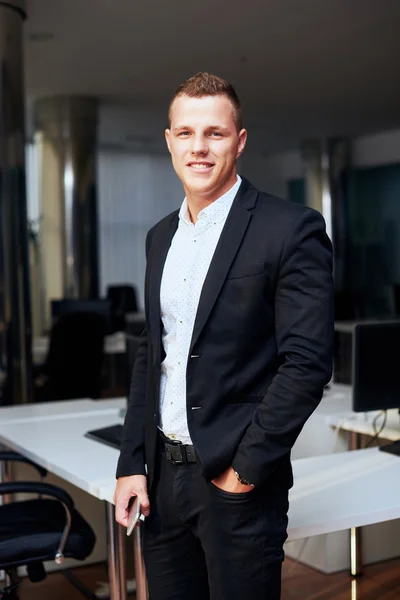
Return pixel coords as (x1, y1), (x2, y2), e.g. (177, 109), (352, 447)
(143, 449), (289, 600)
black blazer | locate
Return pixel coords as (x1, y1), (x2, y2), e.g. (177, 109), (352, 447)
(116, 178), (334, 492)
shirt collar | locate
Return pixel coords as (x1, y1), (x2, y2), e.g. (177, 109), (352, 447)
(179, 175), (242, 226)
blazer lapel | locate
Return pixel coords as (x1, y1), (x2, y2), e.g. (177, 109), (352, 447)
(148, 211), (179, 364)
(189, 179), (258, 354)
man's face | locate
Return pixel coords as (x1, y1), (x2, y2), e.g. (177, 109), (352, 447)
(165, 94), (247, 201)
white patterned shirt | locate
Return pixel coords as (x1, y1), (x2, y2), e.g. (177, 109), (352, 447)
(159, 176), (242, 443)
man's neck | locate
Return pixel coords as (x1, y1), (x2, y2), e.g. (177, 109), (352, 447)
(186, 175), (238, 224)
(186, 196), (214, 224)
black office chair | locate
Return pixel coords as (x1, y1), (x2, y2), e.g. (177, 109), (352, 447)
(34, 311), (107, 402)
(106, 285), (138, 331)
(83, 334), (143, 451)
(0, 451), (95, 599)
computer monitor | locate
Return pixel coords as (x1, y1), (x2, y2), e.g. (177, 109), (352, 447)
(51, 298), (111, 329)
(84, 334), (142, 450)
(352, 322), (400, 412)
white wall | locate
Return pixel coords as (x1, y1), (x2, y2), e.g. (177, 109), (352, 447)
(240, 127), (400, 199)
(352, 129), (400, 168)
(97, 150), (182, 307)
(28, 118), (400, 316)
(99, 103), (167, 154)
(240, 149), (303, 199)
(96, 127), (400, 310)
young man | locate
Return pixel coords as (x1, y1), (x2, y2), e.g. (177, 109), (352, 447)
(114, 72), (333, 599)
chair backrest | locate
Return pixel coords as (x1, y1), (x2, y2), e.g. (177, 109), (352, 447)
(41, 311), (107, 401)
(107, 285), (138, 314)
(51, 298), (111, 325)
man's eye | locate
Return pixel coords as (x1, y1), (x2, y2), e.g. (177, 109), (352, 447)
(210, 132), (222, 137)
(178, 131), (190, 137)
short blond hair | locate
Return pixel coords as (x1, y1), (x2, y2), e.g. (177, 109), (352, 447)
(168, 72), (242, 131)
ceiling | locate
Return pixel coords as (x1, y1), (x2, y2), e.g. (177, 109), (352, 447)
(23, 0), (400, 153)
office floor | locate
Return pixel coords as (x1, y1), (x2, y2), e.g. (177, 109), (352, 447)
(15, 556), (400, 599)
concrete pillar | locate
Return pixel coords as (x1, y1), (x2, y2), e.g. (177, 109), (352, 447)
(302, 139), (350, 247)
(301, 139), (333, 239)
(302, 137), (351, 305)
(327, 138), (351, 291)
(33, 96), (99, 327)
(0, 0), (33, 405)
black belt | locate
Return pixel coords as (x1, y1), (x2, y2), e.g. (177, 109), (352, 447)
(159, 432), (197, 464)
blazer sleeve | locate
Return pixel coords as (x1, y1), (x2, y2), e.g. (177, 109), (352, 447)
(115, 232), (152, 479)
(231, 208), (334, 488)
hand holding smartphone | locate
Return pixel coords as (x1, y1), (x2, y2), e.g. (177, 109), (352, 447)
(126, 496), (141, 536)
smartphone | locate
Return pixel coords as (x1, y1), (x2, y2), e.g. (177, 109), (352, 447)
(126, 496), (141, 536)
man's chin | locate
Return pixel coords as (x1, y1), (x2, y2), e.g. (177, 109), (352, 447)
(184, 178), (216, 197)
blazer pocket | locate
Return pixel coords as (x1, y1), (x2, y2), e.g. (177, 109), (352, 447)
(227, 262), (265, 280)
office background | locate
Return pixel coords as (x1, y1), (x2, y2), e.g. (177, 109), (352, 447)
(1, 0), (400, 597)
(20, 0), (400, 336)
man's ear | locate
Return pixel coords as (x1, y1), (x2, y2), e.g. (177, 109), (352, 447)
(165, 129), (171, 153)
(236, 129), (247, 159)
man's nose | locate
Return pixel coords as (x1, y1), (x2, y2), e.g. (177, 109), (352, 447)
(191, 134), (208, 155)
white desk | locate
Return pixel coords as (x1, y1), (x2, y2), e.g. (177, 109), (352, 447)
(289, 448), (400, 540)
(290, 383), (400, 573)
(98, 445), (400, 588)
(326, 409), (400, 442)
(0, 398), (126, 425)
(98, 447), (400, 542)
(324, 406), (400, 575)
(291, 384), (353, 461)
(32, 332), (127, 365)
(0, 399), (129, 600)
(0, 412), (124, 493)
(2, 397), (400, 597)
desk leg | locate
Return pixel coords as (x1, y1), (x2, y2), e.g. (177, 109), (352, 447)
(351, 578), (359, 600)
(349, 431), (361, 453)
(349, 431), (363, 577)
(0, 459), (13, 504)
(0, 460), (15, 589)
(133, 524), (148, 600)
(106, 503), (127, 600)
